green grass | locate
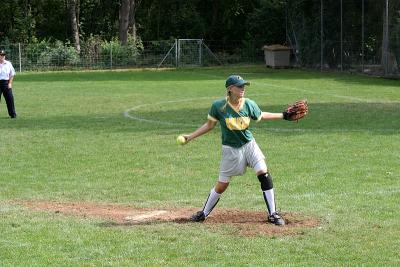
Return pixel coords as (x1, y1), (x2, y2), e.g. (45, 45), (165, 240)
(1, 66), (399, 266)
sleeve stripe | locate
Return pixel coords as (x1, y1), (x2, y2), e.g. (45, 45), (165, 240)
(208, 114), (218, 122)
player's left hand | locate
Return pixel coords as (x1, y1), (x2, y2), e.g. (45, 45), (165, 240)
(283, 99), (308, 121)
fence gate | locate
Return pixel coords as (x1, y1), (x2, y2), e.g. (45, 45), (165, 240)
(158, 39), (221, 68)
(178, 39), (202, 67)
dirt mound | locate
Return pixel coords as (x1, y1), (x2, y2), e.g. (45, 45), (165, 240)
(18, 200), (320, 237)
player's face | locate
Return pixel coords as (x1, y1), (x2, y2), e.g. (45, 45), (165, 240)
(230, 85), (246, 98)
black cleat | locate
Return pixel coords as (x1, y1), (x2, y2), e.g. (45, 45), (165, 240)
(268, 212), (285, 226)
(190, 211), (206, 222)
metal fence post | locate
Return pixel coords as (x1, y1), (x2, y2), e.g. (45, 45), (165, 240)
(110, 43), (113, 69)
(176, 39), (179, 68)
(361, 0), (364, 73)
(174, 40), (177, 67)
(199, 39), (202, 66)
(340, 0), (343, 72)
(18, 43), (22, 72)
(320, 0), (324, 71)
(383, 0), (389, 76)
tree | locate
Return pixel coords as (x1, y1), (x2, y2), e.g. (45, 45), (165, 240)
(68, 0), (81, 53)
(129, 0), (142, 40)
(119, 0), (142, 45)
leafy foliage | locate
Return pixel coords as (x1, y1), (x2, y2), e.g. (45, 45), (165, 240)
(101, 36), (144, 66)
(0, 0), (399, 72)
(37, 41), (80, 67)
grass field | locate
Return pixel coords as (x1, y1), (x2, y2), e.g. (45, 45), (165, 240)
(0, 66), (399, 266)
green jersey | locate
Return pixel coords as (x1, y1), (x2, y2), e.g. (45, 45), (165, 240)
(208, 98), (262, 148)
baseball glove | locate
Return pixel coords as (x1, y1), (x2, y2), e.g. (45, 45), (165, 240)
(283, 99), (308, 121)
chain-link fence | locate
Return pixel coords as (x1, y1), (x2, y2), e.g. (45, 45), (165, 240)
(2, 35), (398, 78)
(1, 1), (399, 79)
(287, 0), (399, 77)
(1, 40), (264, 72)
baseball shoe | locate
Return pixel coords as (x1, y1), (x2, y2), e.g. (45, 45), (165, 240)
(268, 212), (285, 226)
(190, 211), (206, 222)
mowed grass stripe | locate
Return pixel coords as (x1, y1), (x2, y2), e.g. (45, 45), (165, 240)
(0, 66), (399, 266)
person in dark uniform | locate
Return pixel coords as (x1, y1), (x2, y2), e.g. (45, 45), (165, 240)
(0, 49), (17, 118)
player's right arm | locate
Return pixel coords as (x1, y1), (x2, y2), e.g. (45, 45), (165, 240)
(184, 119), (217, 142)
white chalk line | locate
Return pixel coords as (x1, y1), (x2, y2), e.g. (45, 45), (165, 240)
(196, 71), (400, 103)
(123, 97), (399, 132)
(123, 73), (398, 130)
(124, 210), (167, 221)
(124, 97), (217, 127)
(265, 83), (400, 103)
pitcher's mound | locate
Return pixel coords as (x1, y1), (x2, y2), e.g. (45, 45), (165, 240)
(18, 200), (320, 237)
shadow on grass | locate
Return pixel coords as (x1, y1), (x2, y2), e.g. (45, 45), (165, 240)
(0, 113), (156, 133)
(248, 69), (400, 87)
(0, 102), (398, 135)
(16, 69), (223, 83)
(15, 68), (400, 88)
(127, 102), (400, 135)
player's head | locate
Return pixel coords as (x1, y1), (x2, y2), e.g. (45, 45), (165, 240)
(225, 74), (249, 97)
(0, 50), (6, 61)
(220, 75), (250, 112)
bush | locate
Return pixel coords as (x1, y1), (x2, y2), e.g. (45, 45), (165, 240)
(101, 36), (143, 67)
(37, 40), (80, 67)
(80, 35), (104, 67)
(25, 39), (51, 65)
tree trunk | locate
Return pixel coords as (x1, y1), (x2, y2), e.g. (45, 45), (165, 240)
(69, 0), (80, 53)
(129, 0), (137, 40)
(119, 0), (131, 45)
(211, 0), (219, 39)
(119, 0), (141, 44)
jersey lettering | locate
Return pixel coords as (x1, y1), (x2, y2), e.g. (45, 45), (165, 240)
(225, 117), (250, 130)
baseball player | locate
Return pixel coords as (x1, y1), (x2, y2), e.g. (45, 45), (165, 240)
(182, 75), (308, 225)
(0, 50), (17, 118)
(180, 75), (307, 226)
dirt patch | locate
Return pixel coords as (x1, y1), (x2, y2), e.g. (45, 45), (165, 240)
(17, 200), (320, 237)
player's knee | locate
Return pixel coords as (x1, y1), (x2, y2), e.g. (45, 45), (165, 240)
(215, 181), (229, 194)
(257, 173), (273, 191)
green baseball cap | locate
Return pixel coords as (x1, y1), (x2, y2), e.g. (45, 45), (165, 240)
(225, 75), (250, 88)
